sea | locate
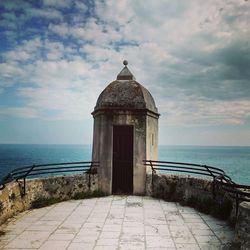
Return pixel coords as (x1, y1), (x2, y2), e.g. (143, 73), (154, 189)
(0, 144), (249, 185)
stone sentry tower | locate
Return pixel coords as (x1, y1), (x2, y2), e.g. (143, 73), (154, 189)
(92, 61), (159, 195)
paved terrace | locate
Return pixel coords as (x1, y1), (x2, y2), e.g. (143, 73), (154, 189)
(0, 196), (234, 250)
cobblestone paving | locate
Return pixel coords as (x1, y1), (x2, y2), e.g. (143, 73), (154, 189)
(0, 196), (234, 249)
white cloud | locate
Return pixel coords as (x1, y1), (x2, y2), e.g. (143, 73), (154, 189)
(30, 59), (93, 87)
(42, 0), (72, 8)
(0, 0), (249, 136)
(49, 23), (70, 37)
(26, 7), (63, 20)
(3, 37), (43, 62)
(159, 98), (250, 127)
(0, 62), (24, 79)
(16, 84), (99, 120)
(50, 18), (122, 46)
(74, 0), (88, 11)
(95, 0), (134, 26)
(0, 107), (39, 118)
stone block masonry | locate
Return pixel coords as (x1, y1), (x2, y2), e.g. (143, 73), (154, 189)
(146, 172), (250, 250)
(0, 174), (98, 225)
(235, 201), (250, 249)
(146, 172), (214, 201)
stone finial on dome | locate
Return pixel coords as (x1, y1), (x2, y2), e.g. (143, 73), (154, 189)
(117, 60), (135, 80)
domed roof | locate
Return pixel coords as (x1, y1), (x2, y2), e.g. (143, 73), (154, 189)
(93, 61), (158, 115)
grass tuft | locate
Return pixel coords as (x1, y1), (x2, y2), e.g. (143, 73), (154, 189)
(72, 190), (107, 200)
(0, 230), (5, 236)
(31, 196), (63, 209)
(0, 201), (3, 213)
(180, 196), (232, 220)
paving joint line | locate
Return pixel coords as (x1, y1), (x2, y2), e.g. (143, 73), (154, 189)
(178, 205), (202, 249)
(159, 199), (178, 250)
(93, 195), (114, 249)
(45, 200), (81, 249)
(66, 198), (100, 249)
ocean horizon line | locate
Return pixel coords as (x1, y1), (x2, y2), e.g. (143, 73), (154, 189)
(0, 143), (250, 148)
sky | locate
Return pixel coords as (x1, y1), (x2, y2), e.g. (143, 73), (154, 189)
(0, 0), (249, 146)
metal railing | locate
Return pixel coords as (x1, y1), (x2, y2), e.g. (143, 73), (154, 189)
(144, 160), (250, 215)
(0, 161), (99, 195)
(1, 159), (249, 215)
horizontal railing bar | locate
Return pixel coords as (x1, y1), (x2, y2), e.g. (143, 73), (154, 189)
(152, 168), (213, 177)
(152, 166), (211, 174)
(16, 169), (90, 179)
(216, 174), (234, 182)
(11, 166), (33, 172)
(219, 182), (250, 189)
(144, 165), (224, 178)
(221, 187), (250, 197)
(0, 161), (99, 187)
(144, 160), (225, 173)
(11, 165), (97, 176)
(11, 161), (98, 173)
(32, 161), (96, 167)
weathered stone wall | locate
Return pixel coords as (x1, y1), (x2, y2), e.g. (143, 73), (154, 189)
(146, 172), (250, 250)
(0, 174), (98, 225)
(146, 115), (158, 162)
(234, 202), (250, 250)
(146, 172), (214, 200)
(146, 172), (236, 221)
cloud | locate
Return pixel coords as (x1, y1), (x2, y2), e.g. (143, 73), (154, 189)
(49, 23), (70, 37)
(159, 97), (250, 127)
(26, 7), (63, 20)
(42, 0), (72, 8)
(74, 1), (88, 12)
(16, 86), (97, 120)
(0, 0), (249, 131)
(0, 61), (26, 91)
(0, 107), (39, 118)
(0, 0), (31, 11)
(49, 18), (123, 46)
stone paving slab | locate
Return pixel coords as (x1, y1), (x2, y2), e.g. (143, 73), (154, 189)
(0, 196), (234, 249)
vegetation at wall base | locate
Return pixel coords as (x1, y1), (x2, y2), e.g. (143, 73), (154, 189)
(180, 196), (232, 220)
(0, 201), (3, 213)
(0, 230), (5, 236)
(153, 179), (233, 221)
(31, 196), (63, 209)
(72, 190), (107, 200)
(30, 190), (107, 209)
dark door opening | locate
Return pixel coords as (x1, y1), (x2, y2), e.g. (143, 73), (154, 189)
(112, 125), (133, 194)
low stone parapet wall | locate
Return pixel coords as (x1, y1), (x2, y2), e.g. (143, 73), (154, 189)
(235, 202), (250, 249)
(146, 172), (250, 250)
(0, 174), (98, 225)
(146, 172), (214, 201)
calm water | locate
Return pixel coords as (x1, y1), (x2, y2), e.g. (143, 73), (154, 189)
(0, 144), (249, 185)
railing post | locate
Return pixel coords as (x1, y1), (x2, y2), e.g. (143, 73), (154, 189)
(150, 161), (155, 194)
(212, 177), (216, 199)
(88, 162), (92, 191)
(22, 177), (26, 197)
(203, 164), (217, 199)
(21, 164), (35, 196)
(235, 192), (239, 217)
